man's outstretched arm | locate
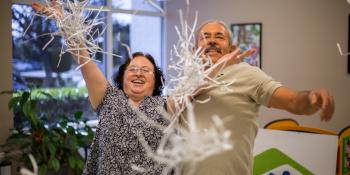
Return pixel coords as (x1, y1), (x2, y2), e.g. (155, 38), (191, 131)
(268, 87), (335, 121)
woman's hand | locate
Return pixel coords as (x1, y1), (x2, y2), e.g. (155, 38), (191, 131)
(32, 1), (108, 110)
(32, 1), (63, 18)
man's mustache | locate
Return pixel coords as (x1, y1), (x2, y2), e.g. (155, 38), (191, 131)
(204, 44), (222, 54)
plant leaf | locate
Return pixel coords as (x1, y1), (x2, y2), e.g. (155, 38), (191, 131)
(48, 157), (60, 172)
(48, 143), (56, 158)
(38, 91), (54, 99)
(68, 155), (76, 169)
(70, 135), (78, 150)
(39, 164), (47, 175)
(42, 135), (49, 145)
(20, 91), (30, 106)
(86, 127), (95, 141)
(67, 126), (75, 135)
(74, 111), (83, 120)
(8, 96), (21, 110)
(75, 157), (85, 171)
(22, 100), (39, 128)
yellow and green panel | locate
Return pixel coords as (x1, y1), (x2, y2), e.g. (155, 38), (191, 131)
(253, 148), (314, 175)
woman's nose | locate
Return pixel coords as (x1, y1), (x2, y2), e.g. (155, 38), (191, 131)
(135, 69), (143, 76)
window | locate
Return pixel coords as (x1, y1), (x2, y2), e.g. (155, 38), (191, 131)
(112, 0), (163, 12)
(11, 0), (165, 122)
(112, 14), (162, 72)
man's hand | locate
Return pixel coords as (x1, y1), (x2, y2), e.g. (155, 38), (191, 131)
(270, 87), (335, 122)
(309, 89), (335, 121)
(218, 48), (256, 66)
(205, 48), (256, 78)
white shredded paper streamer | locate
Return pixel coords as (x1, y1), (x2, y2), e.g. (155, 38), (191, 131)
(27, 0), (121, 70)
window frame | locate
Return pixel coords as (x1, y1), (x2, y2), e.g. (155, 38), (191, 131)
(11, 0), (166, 84)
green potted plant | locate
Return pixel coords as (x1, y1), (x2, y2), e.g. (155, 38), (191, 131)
(0, 90), (95, 175)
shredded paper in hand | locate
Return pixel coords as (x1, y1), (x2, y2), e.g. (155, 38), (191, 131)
(28, 0), (120, 70)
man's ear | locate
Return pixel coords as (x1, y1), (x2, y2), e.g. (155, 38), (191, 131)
(229, 45), (237, 52)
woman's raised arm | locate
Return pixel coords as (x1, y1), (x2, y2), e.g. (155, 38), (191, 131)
(32, 2), (107, 110)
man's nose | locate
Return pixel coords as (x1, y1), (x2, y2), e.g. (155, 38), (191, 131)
(207, 38), (217, 45)
(208, 40), (218, 47)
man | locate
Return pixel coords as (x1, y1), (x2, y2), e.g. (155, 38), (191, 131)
(181, 20), (334, 175)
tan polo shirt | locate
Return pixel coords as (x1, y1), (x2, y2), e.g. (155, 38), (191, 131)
(181, 62), (282, 175)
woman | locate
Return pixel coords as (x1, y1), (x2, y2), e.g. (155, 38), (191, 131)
(83, 52), (168, 174)
(32, 2), (168, 174)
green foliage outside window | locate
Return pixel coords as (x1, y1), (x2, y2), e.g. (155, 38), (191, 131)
(0, 89), (95, 175)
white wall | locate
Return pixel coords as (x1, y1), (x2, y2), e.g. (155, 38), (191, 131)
(166, 0), (350, 132)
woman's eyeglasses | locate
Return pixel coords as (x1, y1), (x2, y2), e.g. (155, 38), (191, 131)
(127, 66), (154, 75)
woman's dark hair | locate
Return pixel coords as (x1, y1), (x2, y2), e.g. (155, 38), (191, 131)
(114, 52), (165, 96)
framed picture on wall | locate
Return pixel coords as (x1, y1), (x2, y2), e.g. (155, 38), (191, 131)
(230, 23), (262, 68)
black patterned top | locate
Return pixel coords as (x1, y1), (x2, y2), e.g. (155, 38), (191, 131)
(83, 84), (168, 175)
